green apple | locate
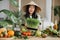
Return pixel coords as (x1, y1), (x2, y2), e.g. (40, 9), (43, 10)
(35, 30), (41, 37)
(21, 27), (27, 32)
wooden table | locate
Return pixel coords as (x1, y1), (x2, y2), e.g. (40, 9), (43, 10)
(0, 37), (60, 40)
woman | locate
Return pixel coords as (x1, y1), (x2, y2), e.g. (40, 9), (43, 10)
(22, 1), (42, 30)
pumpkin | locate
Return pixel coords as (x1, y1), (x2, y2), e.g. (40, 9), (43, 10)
(7, 30), (14, 37)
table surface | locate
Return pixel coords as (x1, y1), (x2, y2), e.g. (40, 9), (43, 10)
(0, 37), (60, 40)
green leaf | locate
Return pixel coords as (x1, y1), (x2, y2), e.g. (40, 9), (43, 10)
(0, 9), (17, 23)
(0, 21), (9, 28)
(11, 15), (17, 23)
(9, 0), (18, 7)
(13, 11), (20, 18)
(4, 20), (13, 24)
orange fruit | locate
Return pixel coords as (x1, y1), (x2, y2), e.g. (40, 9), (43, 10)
(7, 30), (14, 37)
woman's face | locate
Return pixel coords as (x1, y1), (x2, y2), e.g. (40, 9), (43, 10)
(29, 5), (35, 14)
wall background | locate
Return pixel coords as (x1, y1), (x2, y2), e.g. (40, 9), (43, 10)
(0, 0), (9, 19)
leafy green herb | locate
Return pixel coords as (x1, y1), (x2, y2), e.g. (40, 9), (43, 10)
(26, 18), (39, 29)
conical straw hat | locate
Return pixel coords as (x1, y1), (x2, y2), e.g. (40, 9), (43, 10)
(22, 1), (41, 13)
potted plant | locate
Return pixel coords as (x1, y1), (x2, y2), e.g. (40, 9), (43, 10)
(26, 18), (39, 29)
(0, 0), (22, 39)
